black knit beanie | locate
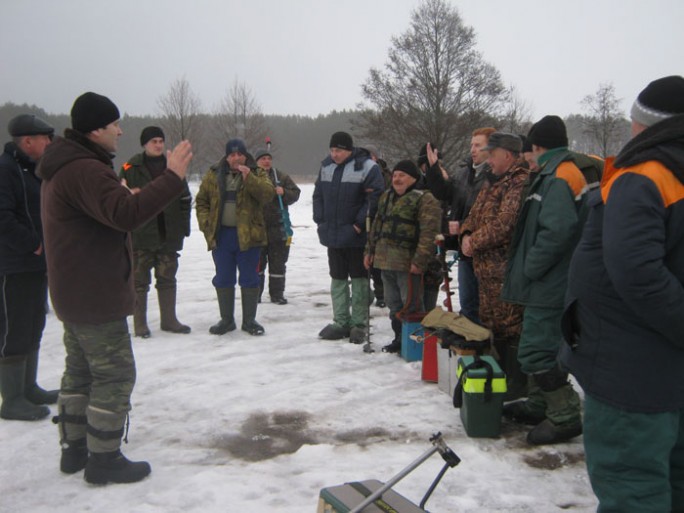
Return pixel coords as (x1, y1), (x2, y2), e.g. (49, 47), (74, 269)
(631, 75), (684, 127)
(329, 131), (353, 151)
(140, 126), (165, 146)
(71, 92), (120, 133)
(393, 159), (421, 181)
(527, 115), (568, 149)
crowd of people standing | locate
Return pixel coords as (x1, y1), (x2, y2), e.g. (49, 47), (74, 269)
(1, 75), (683, 512)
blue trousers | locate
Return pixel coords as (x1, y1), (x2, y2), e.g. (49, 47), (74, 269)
(457, 257), (479, 323)
(211, 227), (261, 288)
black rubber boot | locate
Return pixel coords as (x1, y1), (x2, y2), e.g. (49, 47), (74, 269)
(209, 288), (236, 335)
(0, 356), (50, 421)
(241, 287), (264, 335)
(55, 393), (89, 473)
(84, 450), (151, 485)
(61, 438), (88, 474)
(24, 350), (58, 405)
(158, 287), (191, 334)
(133, 291), (151, 338)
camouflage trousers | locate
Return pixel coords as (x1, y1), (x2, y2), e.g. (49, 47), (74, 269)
(478, 276), (523, 340)
(133, 249), (180, 294)
(60, 319), (136, 414)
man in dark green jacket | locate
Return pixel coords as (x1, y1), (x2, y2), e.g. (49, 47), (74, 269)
(501, 115), (587, 445)
(120, 127), (192, 337)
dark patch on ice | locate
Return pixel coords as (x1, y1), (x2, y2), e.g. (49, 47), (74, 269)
(213, 410), (422, 461)
(334, 427), (421, 447)
(312, 302), (328, 308)
(523, 450), (584, 470)
(216, 410), (316, 462)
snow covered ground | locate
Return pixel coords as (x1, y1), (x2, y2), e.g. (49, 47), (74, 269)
(0, 183), (597, 512)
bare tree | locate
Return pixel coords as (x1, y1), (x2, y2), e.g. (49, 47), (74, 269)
(581, 82), (627, 157)
(157, 76), (203, 143)
(212, 78), (269, 155)
(498, 84), (533, 135)
(157, 76), (206, 174)
(356, 0), (506, 168)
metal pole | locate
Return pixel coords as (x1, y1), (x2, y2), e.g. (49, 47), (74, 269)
(347, 445), (440, 513)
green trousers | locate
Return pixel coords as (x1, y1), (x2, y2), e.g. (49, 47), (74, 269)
(584, 394), (684, 513)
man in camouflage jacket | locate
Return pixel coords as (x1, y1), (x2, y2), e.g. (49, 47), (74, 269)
(460, 132), (528, 399)
(196, 139), (274, 336)
(364, 160), (442, 353)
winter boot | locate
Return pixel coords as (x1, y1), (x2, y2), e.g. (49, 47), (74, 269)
(382, 318), (403, 354)
(269, 275), (288, 305)
(241, 287), (264, 335)
(350, 277), (370, 326)
(54, 393), (89, 473)
(24, 350), (58, 405)
(258, 272), (265, 303)
(319, 279), (351, 340)
(84, 406), (151, 485)
(526, 367), (582, 445)
(493, 339), (527, 402)
(158, 287), (191, 334)
(0, 355), (50, 421)
(209, 288), (236, 335)
(503, 376), (546, 425)
(133, 291), (151, 338)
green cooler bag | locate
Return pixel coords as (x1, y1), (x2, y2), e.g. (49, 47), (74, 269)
(453, 355), (506, 438)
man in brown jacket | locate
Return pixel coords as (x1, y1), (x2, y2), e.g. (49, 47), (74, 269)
(460, 132), (528, 399)
(39, 92), (192, 485)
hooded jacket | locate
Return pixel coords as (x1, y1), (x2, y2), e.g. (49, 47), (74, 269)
(561, 114), (684, 413)
(38, 129), (185, 324)
(0, 142), (45, 274)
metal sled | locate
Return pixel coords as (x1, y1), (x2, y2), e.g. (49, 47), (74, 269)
(317, 433), (460, 513)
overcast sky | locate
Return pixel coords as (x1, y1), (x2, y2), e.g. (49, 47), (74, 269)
(1, 0), (682, 121)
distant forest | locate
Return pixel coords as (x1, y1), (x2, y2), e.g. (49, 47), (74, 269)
(0, 102), (630, 183)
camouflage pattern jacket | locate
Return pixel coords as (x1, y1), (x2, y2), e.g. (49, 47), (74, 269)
(460, 163), (529, 281)
(365, 188), (442, 272)
(196, 159), (275, 251)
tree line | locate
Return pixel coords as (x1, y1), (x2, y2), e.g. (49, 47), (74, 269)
(0, 0), (630, 181)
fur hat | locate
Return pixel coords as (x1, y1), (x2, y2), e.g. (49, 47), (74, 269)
(225, 138), (247, 156)
(140, 126), (165, 146)
(71, 92), (120, 133)
(329, 131), (353, 151)
(631, 75), (684, 127)
(527, 115), (568, 149)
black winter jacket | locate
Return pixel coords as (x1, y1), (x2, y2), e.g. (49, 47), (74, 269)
(0, 142), (45, 274)
(561, 114), (684, 413)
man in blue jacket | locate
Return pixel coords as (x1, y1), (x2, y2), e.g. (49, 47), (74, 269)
(561, 75), (684, 512)
(313, 132), (384, 343)
(0, 114), (57, 422)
